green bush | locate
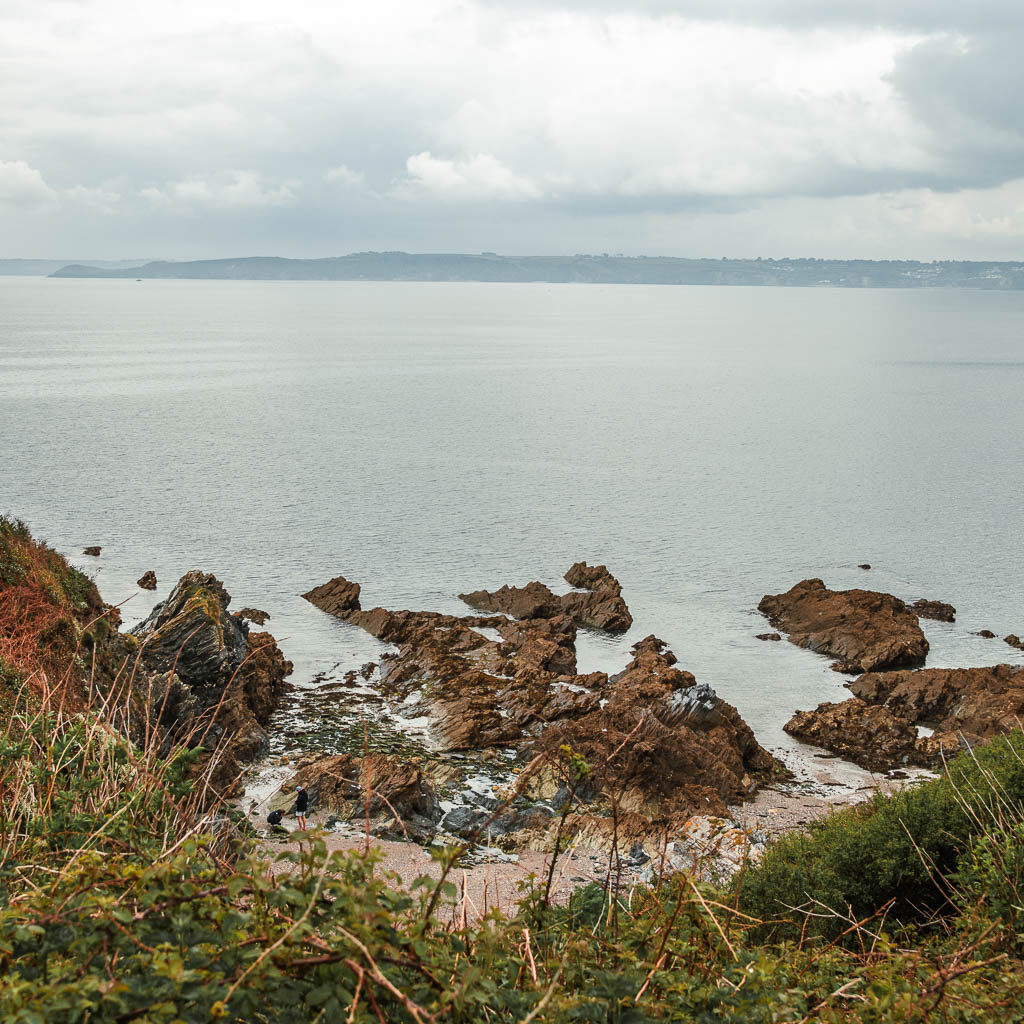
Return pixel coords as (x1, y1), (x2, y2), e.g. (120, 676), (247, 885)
(736, 731), (1024, 941)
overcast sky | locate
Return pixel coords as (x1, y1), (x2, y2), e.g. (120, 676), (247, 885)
(2, 0), (1023, 260)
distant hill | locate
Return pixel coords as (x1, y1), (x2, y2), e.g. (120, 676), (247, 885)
(49, 252), (1024, 288)
(2, 258), (147, 276)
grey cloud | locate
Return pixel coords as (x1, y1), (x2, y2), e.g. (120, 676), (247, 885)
(480, 0), (1024, 32)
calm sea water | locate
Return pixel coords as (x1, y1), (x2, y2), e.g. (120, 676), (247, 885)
(2, 277), (1023, 761)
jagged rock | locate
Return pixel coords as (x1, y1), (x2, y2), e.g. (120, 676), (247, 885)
(784, 699), (926, 773)
(850, 664), (1024, 745)
(977, 630), (996, 639)
(136, 570), (157, 591)
(756, 632), (781, 642)
(527, 635), (776, 818)
(858, 564), (871, 570)
(131, 571), (292, 795)
(758, 578), (928, 673)
(83, 546), (101, 556)
(1005, 635), (1024, 651)
(460, 562), (632, 633)
(564, 560), (622, 595)
(302, 575), (362, 617)
(235, 607), (269, 625)
(911, 599), (956, 622)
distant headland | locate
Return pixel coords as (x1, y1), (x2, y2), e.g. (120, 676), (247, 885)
(32, 252), (1024, 288)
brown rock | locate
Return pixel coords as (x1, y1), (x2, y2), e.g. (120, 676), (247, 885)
(758, 578), (928, 673)
(784, 699), (926, 774)
(1005, 635), (1024, 651)
(755, 632), (782, 641)
(910, 599), (956, 622)
(272, 753), (441, 824)
(977, 630), (996, 638)
(83, 546), (101, 556)
(460, 562), (632, 633)
(564, 561), (622, 595)
(858, 563), (871, 570)
(137, 570), (157, 591)
(235, 607), (270, 625)
(302, 574), (362, 617)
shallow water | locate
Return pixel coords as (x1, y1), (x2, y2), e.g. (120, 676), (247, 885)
(2, 276), (1023, 765)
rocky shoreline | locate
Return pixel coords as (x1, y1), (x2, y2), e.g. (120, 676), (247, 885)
(11, 521), (1022, 886)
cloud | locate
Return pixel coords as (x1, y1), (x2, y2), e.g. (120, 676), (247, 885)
(397, 152), (542, 201)
(141, 171), (297, 210)
(3, 0), (1024, 258)
(324, 164), (365, 188)
(0, 160), (57, 208)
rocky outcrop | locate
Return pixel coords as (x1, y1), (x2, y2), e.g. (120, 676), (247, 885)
(131, 571), (292, 795)
(300, 570), (776, 832)
(786, 664), (1024, 772)
(136, 570), (157, 590)
(235, 607), (270, 625)
(976, 630), (996, 639)
(1005, 635), (1024, 651)
(459, 562), (632, 633)
(910, 599), (956, 622)
(784, 700), (926, 773)
(758, 578), (928, 673)
(302, 575), (362, 617)
(83, 546), (101, 556)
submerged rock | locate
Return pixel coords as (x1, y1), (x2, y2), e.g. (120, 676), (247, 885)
(910, 599), (956, 622)
(755, 632), (781, 642)
(136, 570), (157, 591)
(83, 546), (101, 556)
(1005, 634), (1024, 651)
(758, 578), (928, 673)
(976, 630), (996, 639)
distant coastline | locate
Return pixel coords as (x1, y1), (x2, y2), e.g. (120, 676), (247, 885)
(33, 252), (1024, 288)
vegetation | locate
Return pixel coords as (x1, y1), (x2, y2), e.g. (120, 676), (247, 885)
(3, 516), (1024, 1020)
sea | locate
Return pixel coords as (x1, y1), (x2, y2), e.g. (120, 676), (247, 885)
(2, 276), (1023, 773)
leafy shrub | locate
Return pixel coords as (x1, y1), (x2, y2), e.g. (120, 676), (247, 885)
(736, 731), (1024, 941)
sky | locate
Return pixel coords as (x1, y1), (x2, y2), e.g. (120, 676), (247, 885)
(2, 0), (1024, 261)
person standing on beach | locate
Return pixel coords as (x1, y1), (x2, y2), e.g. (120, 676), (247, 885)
(295, 786), (309, 830)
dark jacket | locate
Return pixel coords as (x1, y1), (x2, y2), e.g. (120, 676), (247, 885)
(295, 789), (309, 814)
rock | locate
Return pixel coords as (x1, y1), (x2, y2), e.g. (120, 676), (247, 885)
(83, 546), (101, 556)
(758, 578), (928, 673)
(784, 699), (926, 773)
(131, 571), (292, 796)
(976, 630), (996, 639)
(564, 561), (623, 595)
(527, 635), (777, 818)
(910, 599), (956, 622)
(1005, 635), (1024, 651)
(302, 575), (362, 617)
(461, 562), (632, 633)
(272, 753), (442, 825)
(858, 564), (871, 570)
(136, 570), (157, 591)
(850, 663), (1024, 746)
(235, 607), (270, 625)
(755, 632), (782, 642)
(299, 569), (772, 837)
(441, 805), (490, 837)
